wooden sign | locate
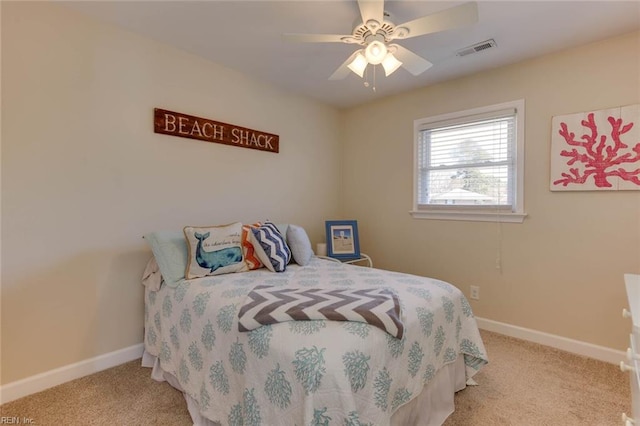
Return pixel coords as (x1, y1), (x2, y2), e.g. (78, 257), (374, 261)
(154, 108), (279, 153)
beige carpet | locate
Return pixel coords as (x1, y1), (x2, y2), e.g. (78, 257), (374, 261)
(1, 330), (631, 425)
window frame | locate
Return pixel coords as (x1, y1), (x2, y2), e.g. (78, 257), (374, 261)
(410, 99), (527, 223)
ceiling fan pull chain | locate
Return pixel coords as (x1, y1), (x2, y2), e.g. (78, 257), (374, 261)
(373, 65), (377, 92)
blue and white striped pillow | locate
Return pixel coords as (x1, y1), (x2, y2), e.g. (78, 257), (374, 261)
(250, 222), (291, 272)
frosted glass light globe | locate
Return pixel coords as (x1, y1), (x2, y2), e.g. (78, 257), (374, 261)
(365, 41), (387, 65)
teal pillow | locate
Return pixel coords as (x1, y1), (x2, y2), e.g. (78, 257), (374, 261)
(144, 231), (188, 288)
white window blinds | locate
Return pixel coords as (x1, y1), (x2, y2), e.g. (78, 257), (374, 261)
(417, 108), (517, 208)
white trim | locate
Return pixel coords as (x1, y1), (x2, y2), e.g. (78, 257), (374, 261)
(416, 107), (517, 130)
(476, 317), (625, 365)
(0, 343), (144, 404)
(410, 210), (527, 223)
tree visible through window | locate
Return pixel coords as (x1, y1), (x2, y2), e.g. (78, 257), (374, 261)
(412, 100), (526, 222)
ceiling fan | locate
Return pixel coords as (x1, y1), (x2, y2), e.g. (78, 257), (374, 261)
(283, 0), (478, 80)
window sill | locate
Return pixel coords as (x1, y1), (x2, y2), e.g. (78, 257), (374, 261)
(409, 210), (527, 223)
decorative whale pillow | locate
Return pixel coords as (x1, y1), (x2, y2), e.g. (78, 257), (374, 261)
(183, 222), (245, 279)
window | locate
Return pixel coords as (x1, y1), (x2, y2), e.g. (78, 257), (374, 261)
(411, 100), (526, 223)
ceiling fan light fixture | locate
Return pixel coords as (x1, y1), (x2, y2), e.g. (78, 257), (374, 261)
(284, 0), (480, 83)
(347, 52), (368, 78)
(365, 40), (387, 65)
(381, 53), (402, 76)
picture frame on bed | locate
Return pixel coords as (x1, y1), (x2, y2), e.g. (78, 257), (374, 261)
(325, 220), (360, 260)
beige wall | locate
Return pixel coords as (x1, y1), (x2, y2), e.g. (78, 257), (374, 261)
(1, 2), (342, 384)
(2, 1), (638, 388)
(342, 31), (640, 350)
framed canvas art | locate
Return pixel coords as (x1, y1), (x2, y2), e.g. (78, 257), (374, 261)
(325, 220), (360, 260)
(550, 104), (640, 191)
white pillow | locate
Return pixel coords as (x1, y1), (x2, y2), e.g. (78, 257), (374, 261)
(183, 222), (245, 279)
(287, 224), (313, 266)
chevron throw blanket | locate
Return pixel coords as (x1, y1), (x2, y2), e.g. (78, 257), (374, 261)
(237, 285), (404, 338)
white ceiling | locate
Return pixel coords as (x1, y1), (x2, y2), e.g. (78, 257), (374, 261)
(61, 1), (640, 109)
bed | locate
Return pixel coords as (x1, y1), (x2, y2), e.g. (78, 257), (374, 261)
(141, 233), (488, 426)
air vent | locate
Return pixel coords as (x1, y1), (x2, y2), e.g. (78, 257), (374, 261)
(456, 39), (497, 57)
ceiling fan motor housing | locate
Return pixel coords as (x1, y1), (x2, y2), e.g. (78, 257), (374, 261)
(351, 17), (398, 46)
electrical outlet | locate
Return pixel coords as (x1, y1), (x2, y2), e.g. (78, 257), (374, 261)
(470, 285), (480, 300)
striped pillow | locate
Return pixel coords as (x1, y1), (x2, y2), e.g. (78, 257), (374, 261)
(250, 222), (291, 272)
(241, 222), (263, 270)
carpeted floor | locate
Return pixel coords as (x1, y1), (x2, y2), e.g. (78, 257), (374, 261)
(1, 330), (631, 425)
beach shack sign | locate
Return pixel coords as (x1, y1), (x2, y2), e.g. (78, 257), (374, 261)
(154, 108), (279, 153)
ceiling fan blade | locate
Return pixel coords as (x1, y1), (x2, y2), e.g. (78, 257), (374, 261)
(392, 2), (478, 40)
(329, 51), (361, 80)
(357, 0), (384, 30)
(282, 33), (352, 43)
(391, 44), (433, 76)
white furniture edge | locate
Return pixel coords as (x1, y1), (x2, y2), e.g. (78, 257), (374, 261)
(623, 273), (640, 423)
(476, 317), (625, 365)
(343, 253), (372, 267)
(316, 253), (372, 267)
(2, 319), (625, 404)
(625, 273), (640, 328)
(0, 343), (144, 404)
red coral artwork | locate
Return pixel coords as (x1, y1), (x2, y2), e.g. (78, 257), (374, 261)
(550, 104), (640, 191)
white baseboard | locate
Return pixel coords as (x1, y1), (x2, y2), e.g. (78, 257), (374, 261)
(0, 343), (144, 404)
(476, 317), (625, 365)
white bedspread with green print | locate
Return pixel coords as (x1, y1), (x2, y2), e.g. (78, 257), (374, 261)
(143, 257), (487, 426)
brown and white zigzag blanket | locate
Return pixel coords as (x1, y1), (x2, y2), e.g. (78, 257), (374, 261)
(237, 285), (404, 339)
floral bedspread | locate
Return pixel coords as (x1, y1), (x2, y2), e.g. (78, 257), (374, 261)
(143, 257), (487, 426)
